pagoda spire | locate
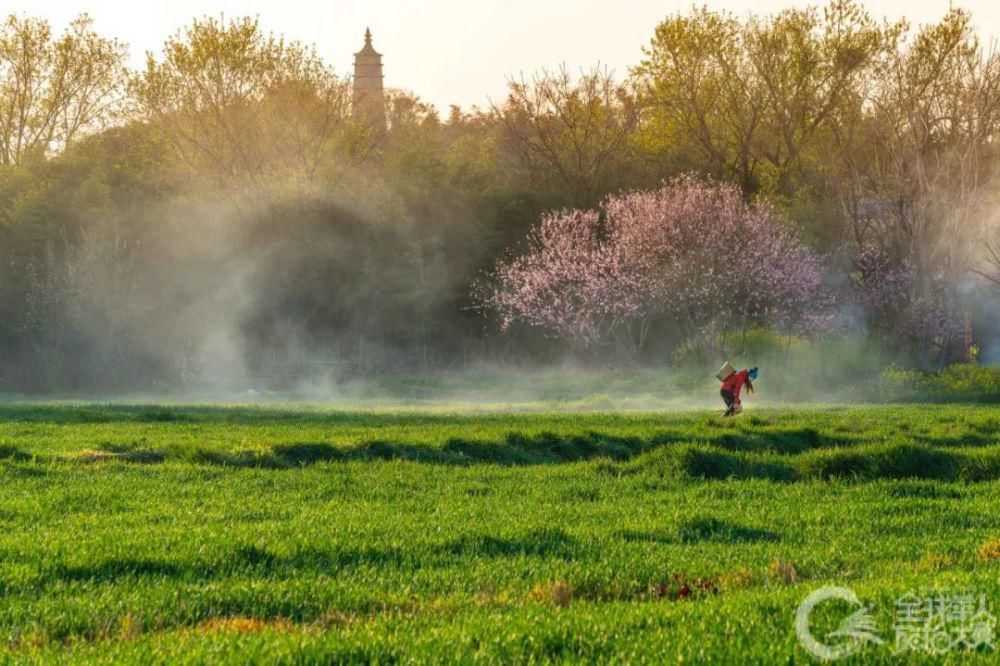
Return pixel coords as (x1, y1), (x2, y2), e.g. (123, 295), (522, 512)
(355, 27), (381, 57)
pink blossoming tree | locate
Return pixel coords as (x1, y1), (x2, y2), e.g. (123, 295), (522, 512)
(483, 177), (825, 356)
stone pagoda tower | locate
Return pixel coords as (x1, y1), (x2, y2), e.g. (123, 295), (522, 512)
(352, 28), (387, 132)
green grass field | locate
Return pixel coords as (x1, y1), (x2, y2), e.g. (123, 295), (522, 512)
(1, 403), (999, 663)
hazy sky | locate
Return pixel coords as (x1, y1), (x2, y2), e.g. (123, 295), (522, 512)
(9, 1), (998, 112)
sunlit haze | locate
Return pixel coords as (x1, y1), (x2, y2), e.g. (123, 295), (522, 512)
(5, 0), (1000, 660)
(9, 0), (998, 112)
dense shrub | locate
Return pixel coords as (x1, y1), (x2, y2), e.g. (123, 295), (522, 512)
(873, 364), (1000, 403)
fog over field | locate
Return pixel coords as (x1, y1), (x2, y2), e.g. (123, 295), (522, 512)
(5, 5), (1000, 664)
(0, 1), (999, 406)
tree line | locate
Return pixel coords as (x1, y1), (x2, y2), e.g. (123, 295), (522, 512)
(1, 2), (999, 391)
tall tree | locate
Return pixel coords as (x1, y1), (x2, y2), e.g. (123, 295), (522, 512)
(0, 14), (127, 165)
(634, 8), (765, 193)
(835, 9), (1000, 363)
(495, 66), (638, 208)
(634, 1), (893, 196)
(132, 16), (357, 193)
(745, 0), (895, 190)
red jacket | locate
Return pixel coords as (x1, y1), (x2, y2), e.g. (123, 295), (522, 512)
(721, 370), (750, 401)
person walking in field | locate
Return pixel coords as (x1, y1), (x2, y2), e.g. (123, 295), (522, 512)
(719, 365), (757, 417)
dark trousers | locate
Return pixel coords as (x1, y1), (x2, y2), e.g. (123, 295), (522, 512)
(721, 389), (736, 413)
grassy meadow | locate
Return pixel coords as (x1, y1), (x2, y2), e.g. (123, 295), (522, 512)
(0, 402), (999, 662)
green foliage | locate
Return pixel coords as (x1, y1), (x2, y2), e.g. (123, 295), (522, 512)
(130, 15), (357, 192)
(0, 13), (128, 165)
(874, 364), (1000, 403)
(0, 404), (999, 662)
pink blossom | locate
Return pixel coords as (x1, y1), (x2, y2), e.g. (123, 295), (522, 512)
(484, 176), (825, 352)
